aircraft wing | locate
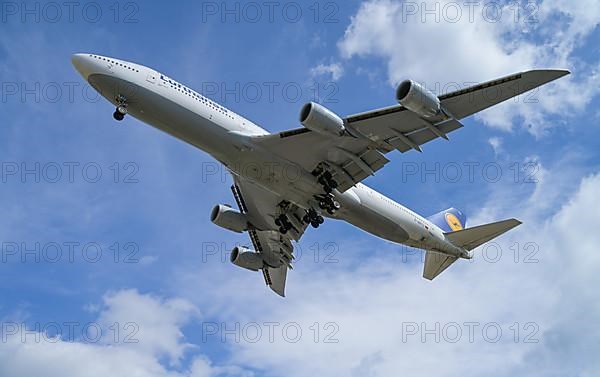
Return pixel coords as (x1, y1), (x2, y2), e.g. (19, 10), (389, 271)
(252, 69), (569, 192)
(231, 175), (310, 297)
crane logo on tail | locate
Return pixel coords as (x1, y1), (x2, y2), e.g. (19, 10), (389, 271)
(445, 213), (463, 231)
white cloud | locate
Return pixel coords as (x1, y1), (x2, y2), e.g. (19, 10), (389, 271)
(310, 62), (344, 81)
(140, 255), (159, 265)
(95, 289), (199, 365)
(170, 155), (600, 377)
(488, 136), (503, 155)
(336, 0), (600, 135)
(0, 290), (249, 377)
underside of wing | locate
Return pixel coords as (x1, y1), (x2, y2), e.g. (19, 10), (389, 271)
(251, 69), (568, 193)
(439, 69), (570, 119)
(251, 109), (463, 192)
(230, 176), (310, 297)
(346, 69), (570, 123)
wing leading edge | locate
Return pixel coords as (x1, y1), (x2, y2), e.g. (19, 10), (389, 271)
(252, 69), (569, 192)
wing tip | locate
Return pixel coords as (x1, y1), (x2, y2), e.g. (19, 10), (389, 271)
(522, 68), (571, 80)
(270, 285), (285, 297)
(508, 218), (523, 227)
(547, 68), (571, 78)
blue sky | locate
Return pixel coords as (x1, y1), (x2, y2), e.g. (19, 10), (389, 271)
(1, 1), (599, 376)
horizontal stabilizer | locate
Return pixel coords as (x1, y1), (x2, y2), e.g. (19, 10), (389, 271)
(423, 251), (458, 280)
(445, 218), (522, 251)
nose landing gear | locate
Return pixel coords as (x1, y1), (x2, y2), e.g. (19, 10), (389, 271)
(113, 95), (128, 121)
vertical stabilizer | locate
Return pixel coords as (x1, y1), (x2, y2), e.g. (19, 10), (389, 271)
(427, 207), (467, 232)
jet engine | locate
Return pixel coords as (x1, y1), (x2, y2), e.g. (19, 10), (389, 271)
(396, 80), (441, 118)
(210, 204), (248, 233)
(299, 102), (345, 136)
(230, 246), (263, 271)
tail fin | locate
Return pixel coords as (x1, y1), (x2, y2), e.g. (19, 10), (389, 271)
(423, 251), (458, 280)
(444, 218), (522, 251)
(427, 207), (467, 232)
(423, 218), (521, 280)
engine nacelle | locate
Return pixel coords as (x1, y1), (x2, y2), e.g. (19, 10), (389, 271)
(299, 102), (345, 137)
(396, 80), (441, 118)
(210, 204), (248, 233)
(230, 246), (263, 271)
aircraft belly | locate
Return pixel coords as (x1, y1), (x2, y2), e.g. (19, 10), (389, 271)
(227, 148), (321, 209)
(338, 200), (410, 244)
(87, 73), (235, 159)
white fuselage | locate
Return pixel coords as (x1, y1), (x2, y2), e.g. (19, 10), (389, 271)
(72, 53), (468, 259)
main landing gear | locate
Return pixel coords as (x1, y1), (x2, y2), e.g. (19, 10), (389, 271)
(113, 95), (128, 121)
(317, 170), (338, 194)
(317, 193), (340, 215)
(313, 168), (341, 215)
(276, 209), (325, 234)
(303, 208), (324, 229)
(275, 214), (293, 235)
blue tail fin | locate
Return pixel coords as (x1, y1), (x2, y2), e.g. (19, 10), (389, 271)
(427, 207), (467, 232)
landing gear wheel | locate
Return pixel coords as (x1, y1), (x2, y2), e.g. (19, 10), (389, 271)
(318, 171), (338, 192)
(113, 111), (125, 121)
(117, 105), (128, 115)
(317, 215), (324, 224)
(276, 214), (293, 234)
(310, 221), (319, 228)
(113, 95), (128, 122)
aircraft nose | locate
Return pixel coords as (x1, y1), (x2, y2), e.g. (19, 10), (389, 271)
(71, 53), (95, 80)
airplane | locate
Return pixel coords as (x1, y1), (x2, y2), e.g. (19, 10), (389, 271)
(72, 53), (569, 296)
